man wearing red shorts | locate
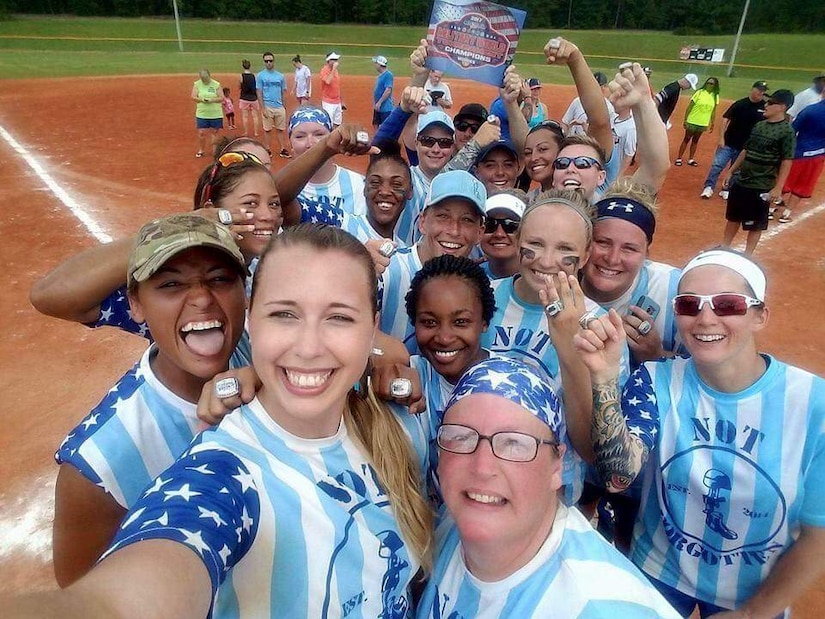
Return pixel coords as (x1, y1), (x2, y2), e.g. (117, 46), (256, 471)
(779, 91), (825, 223)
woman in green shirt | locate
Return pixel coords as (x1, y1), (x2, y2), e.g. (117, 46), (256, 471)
(191, 68), (224, 158)
(675, 77), (720, 167)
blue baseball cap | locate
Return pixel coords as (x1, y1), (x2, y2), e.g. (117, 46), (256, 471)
(475, 140), (519, 166)
(417, 110), (455, 135)
(424, 170), (486, 216)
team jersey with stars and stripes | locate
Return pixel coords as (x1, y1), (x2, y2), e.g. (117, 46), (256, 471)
(377, 245), (424, 354)
(54, 342), (251, 509)
(105, 397), (429, 618)
(297, 165), (367, 227)
(394, 166), (431, 247)
(416, 503), (680, 619)
(341, 212), (406, 247)
(480, 276), (631, 505)
(622, 356), (825, 609)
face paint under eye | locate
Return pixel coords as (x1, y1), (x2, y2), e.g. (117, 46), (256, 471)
(519, 247), (536, 261)
(561, 255), (580, 268)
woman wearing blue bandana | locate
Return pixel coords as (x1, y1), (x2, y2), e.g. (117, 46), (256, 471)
(417, 356), (680, 619)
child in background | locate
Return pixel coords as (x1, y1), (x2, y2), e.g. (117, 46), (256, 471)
(222, 87), (236, 130)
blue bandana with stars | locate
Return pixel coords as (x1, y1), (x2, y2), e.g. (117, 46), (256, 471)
(446, 357), (562, 437)
(288, 106), (333, 136)
(595, 196), (656, 243)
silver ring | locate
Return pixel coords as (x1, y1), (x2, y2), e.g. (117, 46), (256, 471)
(487, 114), (498, 123)
(544, 300), (564, 317)
(356, 131), (370, 144)
(217, 209), (233, 225)
(578, 311), (598, 330)
(378, 240), (396, 258)
(390, 378), (413, 398)
(548, 37), (561, 49)
(618, 61), (633, 71)
(637, 320), (652, 336)
(215, 377), (240, 399)
(370, 347), (385, 356)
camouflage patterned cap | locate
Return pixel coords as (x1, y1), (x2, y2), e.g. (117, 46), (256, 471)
(128, 214), (247, 286)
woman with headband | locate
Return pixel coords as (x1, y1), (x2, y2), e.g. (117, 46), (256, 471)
(417, 356), (679, 618)
(576, 248), (825, 618)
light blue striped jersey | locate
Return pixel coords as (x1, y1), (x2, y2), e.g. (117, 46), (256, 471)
(624, 356), (825, 609)
(105, 397), (426, 618)
(377, 245), (423, 354)
(595, 141), (623, 201)
(480, 276), (623, 504)
(417, 504), (681, 619)
(341, 212), (405, 247)
(55, 341), (251, 508)
(394, 166), (431, 247)
(595, 259), (684, 361)
(297, 165), (367, 226)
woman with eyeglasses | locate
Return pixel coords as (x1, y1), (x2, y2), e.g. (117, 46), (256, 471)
(416, 356), (680, 619)
(576, 248), (825, 618)
(676, 77), (721, 167)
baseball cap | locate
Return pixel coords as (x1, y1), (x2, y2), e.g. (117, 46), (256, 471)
(128, 214), (247, 286)
(593, 71), (609, 86)
(325, 52), (341, 62)
(454, 103), (488, 125)
(752, 80), (768, 92)
(766, 89), (795, 108)
(484, 192), (526, 220)
(683, 73), (699, 89)
(475, 140), (519, 166)
(643, 66), (652, 76)
(680, 249), (766, 302)
(424, 170), (486, 216)
(527, 77), (542, 89)
(372, 55), (388, 67)
(813, 74), (825, 82)
(417, 109), (455, 135)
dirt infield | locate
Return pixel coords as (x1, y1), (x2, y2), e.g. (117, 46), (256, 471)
(0, 72), (823, 611)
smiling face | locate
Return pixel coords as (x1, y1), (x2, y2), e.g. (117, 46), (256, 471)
(416, 126), (455, 178)
(249, 244), (377, 438)
(551, 144), (606, 199)
(438, 393), (563, 576)
(289, 121), (330, 157)
(128, 247), (246, 401)
(516, 204), (590, 303)
(215, 168), (282, 260)
(480, 207), (519, 264)
(418, 199), (483, 262)
(524, 129), (561, 189)
(676, 265), (768, 375)
(365, 158), (411, 234)
(582, 218), (648, 302)
(414, 276), (487, 384)
(475, 148), (520, 194)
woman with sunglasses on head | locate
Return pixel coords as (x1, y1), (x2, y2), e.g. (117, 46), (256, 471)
(10, 225), (434, 618)
(416, 356), (680, 619)
(576, 248), (825, 618)
(676, 77), (721, 167)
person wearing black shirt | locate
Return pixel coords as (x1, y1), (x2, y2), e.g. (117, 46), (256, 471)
(701, 81), (768, 199)
(654, 73), (697, 125)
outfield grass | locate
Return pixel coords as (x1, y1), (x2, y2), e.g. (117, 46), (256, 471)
(0, 15), (820, 95)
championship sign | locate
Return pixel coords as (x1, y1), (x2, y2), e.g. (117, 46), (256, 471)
(426, 0), (527, 87)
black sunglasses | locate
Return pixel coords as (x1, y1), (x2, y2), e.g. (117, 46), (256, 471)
(484, 217), (519, 234)
(455, 120), (482, 133)
(264, 58), (274, 63)
(552, 155), (602, 171)
(418, 135), (455, 149)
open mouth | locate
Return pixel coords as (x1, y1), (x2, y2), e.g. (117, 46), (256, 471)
(595, 266), (622, 277)
(251, 229), (274, 239)
(562, 179), (582, 189)
(284, 368), (333, 390)
(180, 320), (226, 356)
(375, 200), (396, 212)
(438, 241), (462, 251)
(693, 334), (725, 343)
(466, 491), (506, 505)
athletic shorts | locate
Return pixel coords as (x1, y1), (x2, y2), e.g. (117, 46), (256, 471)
(196, 117), (223, 130)
(782, 156), (825, 199)
(238, 99), (260, 111)
(726, 183), (769, 231)
(322, 100), (343, 126)
(262, 106), (286, 131)
(684, 122), (708, 134)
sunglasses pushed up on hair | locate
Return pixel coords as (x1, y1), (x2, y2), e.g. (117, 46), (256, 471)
(552, 155), (603, 171)
(672, 293), (763, 317)
(200, 151), (264, 206)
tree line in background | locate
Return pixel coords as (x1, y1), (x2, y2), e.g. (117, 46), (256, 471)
(2, 0), (823, 33)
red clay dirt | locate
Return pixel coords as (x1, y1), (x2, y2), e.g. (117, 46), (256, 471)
(0, 72), (823, 612)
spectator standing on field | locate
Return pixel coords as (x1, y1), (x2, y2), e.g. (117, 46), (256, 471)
(561, 71), (615, 136)
(700, 81), (768, 200)
(721, 89), (796, 254)
(613, 107), (637, 176)
(423, 69), (453, 112)
(238, 59), (261, 137)
(788, 74), (825, 120)
(655, 73), (698, 127)
(191, 68), (222, 158)
(675, 77), (720, 167)
(256, 52), (290, 158)
(320, 51), (344, 127)
(371, 55), (394, 128)
(292, 55), (312, 105)
(222, 87), (236, 130)
(522, 77), (550, 129)
(778, 90), (825, 223)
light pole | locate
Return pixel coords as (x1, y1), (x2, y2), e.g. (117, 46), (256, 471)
(567, 0), (573, 29)
(726, 0), (750, 77)
(172, 0), (184, 52)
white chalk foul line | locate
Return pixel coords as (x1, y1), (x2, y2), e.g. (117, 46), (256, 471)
(0, 124), (112, 244)
(730, 198), (825, 253)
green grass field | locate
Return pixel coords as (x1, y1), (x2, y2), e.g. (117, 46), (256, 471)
(0, 15), (821, 94)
